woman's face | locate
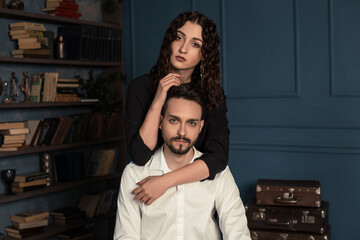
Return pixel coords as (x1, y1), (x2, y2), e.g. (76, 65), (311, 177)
(170, 21), (203, 76)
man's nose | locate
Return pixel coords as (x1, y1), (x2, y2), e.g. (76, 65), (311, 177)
(177, 123), (186, 136)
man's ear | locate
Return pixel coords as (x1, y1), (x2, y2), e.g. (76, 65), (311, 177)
(199, 120), (204, 133)
(159, 115), (164, 130)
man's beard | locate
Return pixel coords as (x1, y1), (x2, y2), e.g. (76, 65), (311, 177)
(166, 136), (194, 155)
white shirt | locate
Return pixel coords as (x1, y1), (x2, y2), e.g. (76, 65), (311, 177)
(114, 146), (251, 240)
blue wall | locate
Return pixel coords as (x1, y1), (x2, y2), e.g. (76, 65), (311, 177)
(123, 0), (360, 239)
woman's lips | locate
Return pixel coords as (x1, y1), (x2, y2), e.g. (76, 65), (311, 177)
(175, 56), (186, 62)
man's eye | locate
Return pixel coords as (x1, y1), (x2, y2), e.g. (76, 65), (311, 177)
(188, 122), (197, 126)
(170, 119), (177, 123)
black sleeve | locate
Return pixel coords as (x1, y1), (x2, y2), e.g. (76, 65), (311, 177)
(195, 96), (230, 180)
(125, 75), (156, 165)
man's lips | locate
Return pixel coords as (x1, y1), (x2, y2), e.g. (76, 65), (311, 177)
(175, 56), (186, 62)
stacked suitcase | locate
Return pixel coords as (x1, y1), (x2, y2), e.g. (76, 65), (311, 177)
(245, 179), (331, 240)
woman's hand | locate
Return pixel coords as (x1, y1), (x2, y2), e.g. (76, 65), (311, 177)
(152, 73), (182, 108)
(132, 176), (170, 205)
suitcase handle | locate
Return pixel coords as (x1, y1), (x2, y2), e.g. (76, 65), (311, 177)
(274, 196), (299, 204)
(266, 220), (290, 226)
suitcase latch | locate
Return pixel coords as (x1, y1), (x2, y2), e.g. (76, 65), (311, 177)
(274, 188), (300, 204)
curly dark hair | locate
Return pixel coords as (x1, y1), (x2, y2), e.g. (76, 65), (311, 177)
(150, 11), (223, 111)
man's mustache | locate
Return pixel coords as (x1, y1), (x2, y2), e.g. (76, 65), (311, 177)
(171, 136), (191, 143)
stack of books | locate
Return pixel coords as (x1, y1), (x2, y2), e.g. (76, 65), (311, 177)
(9, 22), (52, 58)
(12, 173), (48, 193)
(12, 172), (49, 193)
(56, 78), (80, 102)
(0, 121), (28, 151)
(78, 189), (119, 218)
(42, 0), (82, 19)
(57, 228), (93, 240)
(50, 207), (86, 226)
(5, 210), (49, 239)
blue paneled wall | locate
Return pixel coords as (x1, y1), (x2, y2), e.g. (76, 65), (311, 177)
(123, 0), (360, 239)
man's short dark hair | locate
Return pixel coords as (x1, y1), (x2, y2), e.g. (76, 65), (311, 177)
(161, 83), (205, 119)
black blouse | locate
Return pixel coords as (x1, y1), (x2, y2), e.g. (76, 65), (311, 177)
(125, 74), (230, 180)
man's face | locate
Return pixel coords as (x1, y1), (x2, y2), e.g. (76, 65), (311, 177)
(160, 97), (204, 155)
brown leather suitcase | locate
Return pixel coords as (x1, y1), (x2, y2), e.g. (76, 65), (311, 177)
(245, 202), (329, 234)
(256, 179), (321, 207)
(250, 226), (331, 240)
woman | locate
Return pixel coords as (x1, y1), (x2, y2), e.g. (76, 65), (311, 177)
(126, 11), (229, 205)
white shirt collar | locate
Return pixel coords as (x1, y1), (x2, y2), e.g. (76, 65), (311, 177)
(148, 145), (202, 174)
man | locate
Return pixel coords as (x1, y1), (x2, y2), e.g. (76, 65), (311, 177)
(114, 84), (250, 240)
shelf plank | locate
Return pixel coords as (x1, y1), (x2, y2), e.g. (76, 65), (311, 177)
(0, 101), (98, 109)
(0, 136), (124, 158)
(0, 8), (121, 29)
(5, 212), (116, 240)
(0, 56), (122, 67)
(0, 174), (120, 204)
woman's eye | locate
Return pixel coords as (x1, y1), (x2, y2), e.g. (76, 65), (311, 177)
(176, 35), (183, 41)
(192, 42), (201, 48)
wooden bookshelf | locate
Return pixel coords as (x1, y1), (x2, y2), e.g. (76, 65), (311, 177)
(0, 8), (121, 29)
(5, 212), (116, 240)
(0, 136), (123, 157)
(0, 56), (122, 67)
(0, 101), (98, 109)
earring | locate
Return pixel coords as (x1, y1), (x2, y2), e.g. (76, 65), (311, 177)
(200, 63), (204, 79)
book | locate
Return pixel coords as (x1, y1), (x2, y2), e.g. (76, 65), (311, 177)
(57, 83), (80, 88)
(11, 49), (51, 55)
(11, 219), (48, 230)
(12, 54), (50, 59)
(50, 207), (85, 218)
(3, 134), (26, 141)
(30, 75), (43, 103)
(42, 72), (58, 102)
(1, 143), (23, 148)
(10, 25), (46, 32)
(17, 37), (40, 44)
(0, 128), (29, 135)
(0, 122), (25, 130)
(54, 152), (84, 182)
(10, 210), (49, 223)
(85, 149), (116, 176)
(78, 194), (101, 218)
(5, 226), (43, 234)
(9, 22), (45, 28)
(46, 1), (79, 9)
(9, 29), (44, 36)
(43, 30), (54, 59)
(11, 31), (44, 40)
(2, 139), (25, 144)
(25, 120), (41, 145)
(14, 172), (49, 182)
(30, 120), (44, 146)
(57, 228), (92, 240)
(0, 147), (18, 151)
(12, 185), (46, 193)
(5, 226), (44, 239)
(57, 78), (79, 83)
(51, 117), (74, 145)
(18, 41), (41, 49)
(12, 179), (47, 188)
